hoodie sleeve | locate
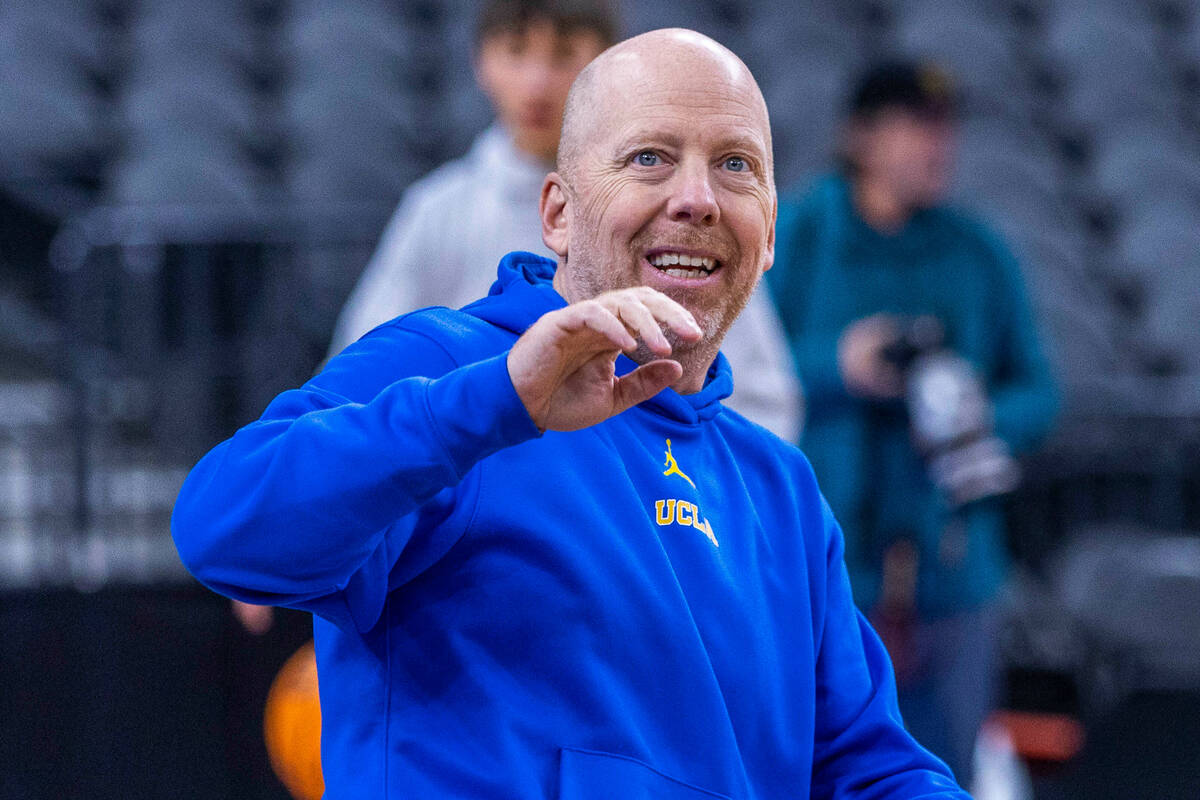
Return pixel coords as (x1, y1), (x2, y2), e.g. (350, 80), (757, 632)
(171, 317), (541, 631)
(809, 495), (971, 799)
(980, 230), (1059, 454)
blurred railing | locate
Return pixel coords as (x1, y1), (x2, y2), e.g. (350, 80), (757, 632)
(1010, 414), (1200, 568)
(3, 203), (392, 590)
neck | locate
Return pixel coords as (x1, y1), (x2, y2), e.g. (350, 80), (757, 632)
(511, 134), (557, 168)
(852, 175), (913, 234)
(669, 345), (719, 394)
(629, 339), (716, 395)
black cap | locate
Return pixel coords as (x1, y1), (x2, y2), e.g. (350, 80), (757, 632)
(848, 60), (958, 119)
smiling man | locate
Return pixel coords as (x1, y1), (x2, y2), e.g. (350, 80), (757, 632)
(173, 30), (968, 799)
(328, 0), (799, 441)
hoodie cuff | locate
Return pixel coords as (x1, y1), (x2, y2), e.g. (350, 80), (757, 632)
(424, 352), (542, 478)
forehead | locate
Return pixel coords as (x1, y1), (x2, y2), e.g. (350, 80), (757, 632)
(867, 107), (957, 133)
(590, 52), (770, 155)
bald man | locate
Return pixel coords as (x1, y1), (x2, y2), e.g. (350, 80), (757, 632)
(173, 30), (969, 799)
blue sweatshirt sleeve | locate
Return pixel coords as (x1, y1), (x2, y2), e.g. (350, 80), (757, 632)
(810, 495), (970, 799)
(171, 318), (541, 631)
(980, 232), (1059, 453)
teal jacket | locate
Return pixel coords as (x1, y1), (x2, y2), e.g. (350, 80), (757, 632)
(768, 174), (1058, 617)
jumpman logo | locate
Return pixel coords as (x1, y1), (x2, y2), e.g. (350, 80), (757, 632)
(662, 439), (696, 489)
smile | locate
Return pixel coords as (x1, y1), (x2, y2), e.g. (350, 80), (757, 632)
(647, 251), (719, 280)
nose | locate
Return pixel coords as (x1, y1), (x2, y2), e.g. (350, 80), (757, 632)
(666, 161), (719, 226)
(523, 62), (553, 94)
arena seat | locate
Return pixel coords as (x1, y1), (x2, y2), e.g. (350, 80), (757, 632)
(0, 2), (108, 65)
(128, 5), (259, 72)
(119, 77), (263, 150)
(1089, 130), (1200, 213)
(954, 122), (1064, 209)
(0, 71), (102, 168)
(281, 4), (408, 70)
(106, 147), (264, 207)
(1042, 7), (1164, 86)
(1053, 527), (1200, 697)
(893, 5), (1034, 122)
(285, 153), (413, 205)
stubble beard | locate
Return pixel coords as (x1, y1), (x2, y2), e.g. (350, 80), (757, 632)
(561, 230), (760, 390)
(627, 271), (759, 387)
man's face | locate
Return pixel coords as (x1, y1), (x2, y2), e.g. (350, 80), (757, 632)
(549, 47), (776, 348)
(475, 21), (607, 162)
(854, 108), (957, 208)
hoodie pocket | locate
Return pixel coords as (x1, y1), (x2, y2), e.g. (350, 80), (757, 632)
(558, 747), (732, 800)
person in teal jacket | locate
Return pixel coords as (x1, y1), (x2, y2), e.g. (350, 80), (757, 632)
(768, 61), (1058, 786)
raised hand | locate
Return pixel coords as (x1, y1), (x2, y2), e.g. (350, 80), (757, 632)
(507, 287), (703, 432)
(838, 313), (905, 400)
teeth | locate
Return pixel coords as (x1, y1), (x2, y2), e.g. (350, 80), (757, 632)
(664, 267), (707, 278)
(649, 252), (716, 270)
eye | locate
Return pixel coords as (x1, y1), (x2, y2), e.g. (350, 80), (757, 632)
(724, 156), (747, 172)
(635, 151), (660, 167)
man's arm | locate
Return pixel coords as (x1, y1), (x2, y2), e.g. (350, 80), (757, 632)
(810, 496), (971, 799)
(173, 323), (539, 631)
(984, 236), (1059, 453)
(173, 288), (701, 630)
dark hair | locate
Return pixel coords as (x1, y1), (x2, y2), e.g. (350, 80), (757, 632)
(847, 60), (958, 121)
(475, 0), (620, 49)
(837, 60), (957, 177)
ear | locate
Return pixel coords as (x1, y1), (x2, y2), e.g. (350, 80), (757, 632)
(540, 172), (570, 258)
(762, 194), (778, 272)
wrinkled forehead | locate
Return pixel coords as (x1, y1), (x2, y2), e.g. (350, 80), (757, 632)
(592, 46), (770, 149)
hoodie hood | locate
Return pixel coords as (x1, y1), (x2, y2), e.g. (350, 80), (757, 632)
(464, 252), (733, 425)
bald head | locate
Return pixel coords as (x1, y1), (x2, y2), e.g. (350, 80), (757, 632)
(556, 29), (773, 187)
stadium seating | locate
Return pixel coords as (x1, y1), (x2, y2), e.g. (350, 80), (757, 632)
(1, 0), (1200, 430)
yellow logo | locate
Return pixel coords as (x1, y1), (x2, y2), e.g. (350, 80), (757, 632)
(662, 439), (696, 488)
(655, 439), (717, 547)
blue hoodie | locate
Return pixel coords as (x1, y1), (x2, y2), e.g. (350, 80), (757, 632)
(173, 252), (966, 799)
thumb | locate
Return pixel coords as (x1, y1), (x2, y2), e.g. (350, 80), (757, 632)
(612, 359), (682, 414)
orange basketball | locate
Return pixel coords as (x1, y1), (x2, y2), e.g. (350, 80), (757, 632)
(264, 641), (324, 800)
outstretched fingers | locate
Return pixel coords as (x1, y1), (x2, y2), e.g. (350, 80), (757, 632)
(615, 299), (671, 355)
(633, 289), (704, 344)
(596, 288), (703, 354)
(562, 301), (638, 353)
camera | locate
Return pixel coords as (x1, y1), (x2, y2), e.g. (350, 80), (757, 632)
(882, 316), (1020, 507)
